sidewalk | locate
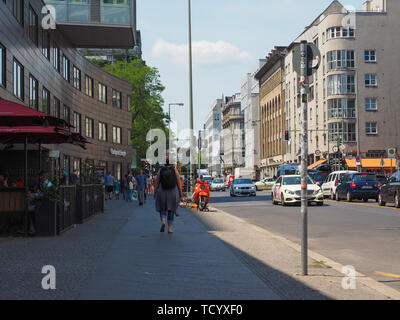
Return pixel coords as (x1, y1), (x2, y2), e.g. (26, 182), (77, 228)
(0, 197), (396, 299)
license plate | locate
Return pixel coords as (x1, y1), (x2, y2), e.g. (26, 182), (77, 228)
(362, 186), (373, 189)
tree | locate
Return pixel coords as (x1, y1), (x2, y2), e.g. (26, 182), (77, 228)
(104, 60), (169, 167)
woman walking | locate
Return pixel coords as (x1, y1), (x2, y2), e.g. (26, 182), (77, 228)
(153, 156), (183, 234)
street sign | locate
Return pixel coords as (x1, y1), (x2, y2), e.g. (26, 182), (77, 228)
(332, 146), (339, 153)
(292, 42), (321, 77)
(388, 148), (396, 159)
(340, 144), (346, 152)
(315, 150), (321, 157)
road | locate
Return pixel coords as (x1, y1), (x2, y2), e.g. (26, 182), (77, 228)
(209, 189), (400, 292)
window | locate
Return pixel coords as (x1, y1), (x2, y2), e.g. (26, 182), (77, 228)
(86, 117), (94, 138)
(53, 97), (60, 118)
(127, 129), (131, 145)
(327, 50), (355, 71)
(62, 56), (70, 81)
(327, 98), (356, 119)
(112, 126), (122, 144)
(0, 44), (5, 87)
(29, 6), (38, 46)
(8, 0), (23, 25)
(365, 74), (377, 87)
(328, 122), (356, 142)
(29, 75), (38, 110)
(73, 112), (81, 134)
(327, 27), (355, 39)
(85, 75), (94, 97)
(13, 59), (24, 100)
(365, 50), (376, 63)
(63, 105), (71, 124)
(73, 66), (81, 90)
(42, 87), (50, 114)
(112, 89), (121, 108)
(99, 83), (107, 103)
(365, 98), (377, 111)
(42, 30), (50, 60)
(127, 95), (131, 111)
(53, 43), (60, 72)
(99, 122), (108, 141)
(327, 74), (355, 95)
(366, 122), (377, 135)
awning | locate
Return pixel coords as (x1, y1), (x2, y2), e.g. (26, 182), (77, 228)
(345, 158), (397, 169)
(308, 159), (327, 169)
(0, 98), (71, 128)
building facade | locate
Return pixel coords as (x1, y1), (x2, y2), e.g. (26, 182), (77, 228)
(284, 0), (400, 169)
(255, 47), (286, 177)
(221, 94), (244, 173)
(241, 59), (265, 176)
(0, 0), (135, 182)
(204, 99), (222, 177)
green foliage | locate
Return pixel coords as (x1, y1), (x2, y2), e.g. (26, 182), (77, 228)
(104, 60), (169, 166)
(37, 173), (61, 204)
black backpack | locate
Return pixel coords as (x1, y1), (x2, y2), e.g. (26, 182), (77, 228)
(160, 166), (177, 190)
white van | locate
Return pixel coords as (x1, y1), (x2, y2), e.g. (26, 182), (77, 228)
(321, 170), (358, 199)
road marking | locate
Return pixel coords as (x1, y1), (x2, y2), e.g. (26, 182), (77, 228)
(376, 271), (400, 279)
(326, 200), (400, 211)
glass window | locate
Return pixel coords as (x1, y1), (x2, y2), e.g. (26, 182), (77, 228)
(29, 75), (38, 110)
(42, 30), (50, 60)
(112, 126), (122, 144)
(73, 66), (81, 90)
(13, 59), (24, 100)
(112, 89), (122, 108)
(365, 50), (376, 62)
(42, 87), (50, 114)
(327, 27), (355, 39)
(68, 0), (90, 22)
(73, 112), (81, 134)
(328, 122), (356, 142)
(63, 105), (71, 124)
(327, 74), (355, 95)
(99, 122), (108, 141)
(53, 97), (60, 118)
(53, 43), (60, 72)
(29, 6), (38, 46)
(365, 98), (377, 111)
(99, 83), (107, 103)
(85, 75), (94, 97)
(0, 44), (5, 87)
(366, 122), (377, 135)
(327, 98), (356, 119)
(101, 0), (131, 25)
(365, 74), (377, 87)
(8, 0), (23, 25)
(86, 117), (94, 138)
(127, 95), (131, 111)
(62, 55), (70, 81)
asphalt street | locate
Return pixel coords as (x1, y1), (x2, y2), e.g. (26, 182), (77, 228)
(209, 189), (400, 292)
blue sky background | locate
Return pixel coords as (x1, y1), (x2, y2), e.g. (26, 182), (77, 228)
(137, 0), (362, 135)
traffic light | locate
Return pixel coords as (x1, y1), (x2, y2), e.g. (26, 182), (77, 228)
(341, 157), (347, 168)
(284, 130), (290, 141)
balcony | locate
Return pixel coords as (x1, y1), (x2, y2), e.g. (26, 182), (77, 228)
(44, 0), (137, 48)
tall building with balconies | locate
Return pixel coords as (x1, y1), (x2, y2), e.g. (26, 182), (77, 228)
(204, 99), (222, 177)
(284, 0), (400, 171)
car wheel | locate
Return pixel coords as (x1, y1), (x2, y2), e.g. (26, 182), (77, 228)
(395, 193), (400, 208)
(281, 194), (287, 206)
(335, 191), (340, 201)
(378, 193), (386, 207)
(347, 192), (352, 202)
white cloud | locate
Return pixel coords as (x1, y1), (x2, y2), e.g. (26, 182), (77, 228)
(152, 39), (252, 65)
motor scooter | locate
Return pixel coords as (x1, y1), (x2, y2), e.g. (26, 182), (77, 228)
(193, 179), (210, 211)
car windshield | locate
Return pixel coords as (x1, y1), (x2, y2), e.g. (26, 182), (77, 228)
(353, 174), (377, 182)
(312, 173), (329, 183)
(283, 176), (314, 185)
(234, 179), (252, 185)
(213, 179), (223, 183)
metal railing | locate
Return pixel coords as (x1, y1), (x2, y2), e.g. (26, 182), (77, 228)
(75, 184), (104, 224)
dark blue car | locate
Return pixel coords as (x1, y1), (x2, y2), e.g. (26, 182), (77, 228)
(335, 173), (379, 202)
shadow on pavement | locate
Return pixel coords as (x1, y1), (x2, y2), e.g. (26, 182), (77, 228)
(210, 195), (272, 204)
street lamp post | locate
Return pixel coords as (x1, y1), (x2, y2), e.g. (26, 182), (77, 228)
(168, 103), (184, 149)
(188, 0), (194, 194)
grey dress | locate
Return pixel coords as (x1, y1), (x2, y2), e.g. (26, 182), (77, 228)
(155, 166), (180, 213)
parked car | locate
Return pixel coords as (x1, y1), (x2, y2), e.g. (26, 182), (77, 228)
(378, 171), (400, 207)
(309, 171), (329, 186)
(335, 173), (379, 202)
(254, 177), (275, 191)
(272, 175), (324, 206)
(230, 178), (256, 197)
(321, 170), (358, 199)
(376, 174), (388, 186)
(210, 178), (226, 191)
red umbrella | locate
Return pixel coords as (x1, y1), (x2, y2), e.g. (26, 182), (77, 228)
(0, 98), (72, 128)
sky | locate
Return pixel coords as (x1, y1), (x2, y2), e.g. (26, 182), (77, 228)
(137, 0), (363, 137)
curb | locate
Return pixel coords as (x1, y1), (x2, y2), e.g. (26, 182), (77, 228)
(202, 205), (400, 300)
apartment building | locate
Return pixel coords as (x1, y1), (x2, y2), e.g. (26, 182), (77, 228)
(284, 0), (400, 169)
(255, 47), (286, 177)
(241, 59), (265, 176)
(204, 99), (222, 177)
(221, 94), (244, 173)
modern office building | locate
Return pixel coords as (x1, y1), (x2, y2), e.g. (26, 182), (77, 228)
(255, 47), (287, 177)
(204, 99), (222, 177)
(221, 94), (245, 173)
(0, 0), (136, 183)
(284, 0), (400, 170)
(241, 59), (265, 177)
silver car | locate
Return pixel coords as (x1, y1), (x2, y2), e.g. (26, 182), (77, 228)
(230, 178), (256, 197)
(210, 178), (225, 191)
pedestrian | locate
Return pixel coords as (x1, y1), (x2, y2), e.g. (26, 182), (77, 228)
(69, 169), (79, 186)
(147, 175), (153, 195)
(136, 169), (147, 206)
(105, 172), (115, 200)
(114, 179), (121, 200)
(122, 174), (128, 201)
(60, 168), (68, 185)
(154, 155), (183, 234)
(127, 171), (136, 202)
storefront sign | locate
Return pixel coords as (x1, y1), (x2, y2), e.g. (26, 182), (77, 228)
(109, 148), (127, 157)
(50, 150), (60, 158)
